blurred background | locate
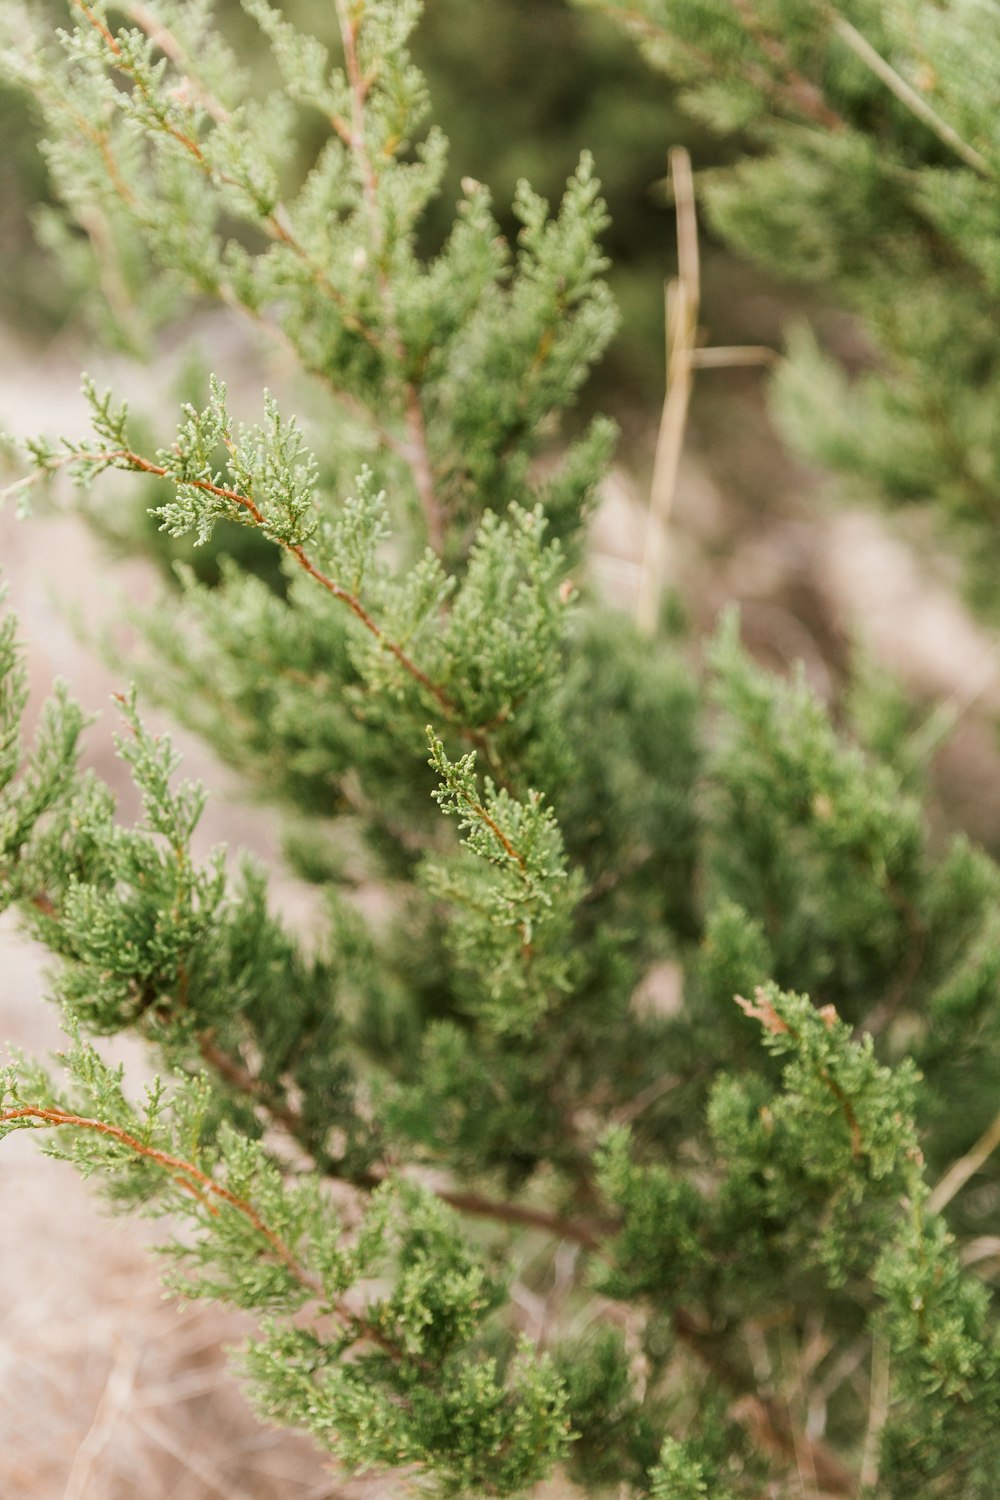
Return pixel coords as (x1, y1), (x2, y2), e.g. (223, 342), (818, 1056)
(3, 2), (1000, 1494)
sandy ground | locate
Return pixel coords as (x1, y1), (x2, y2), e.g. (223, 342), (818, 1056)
(4, 324), (1000, 1496)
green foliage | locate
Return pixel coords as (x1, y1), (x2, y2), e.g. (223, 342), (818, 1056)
(583, 0), (1000, 609)
(3, 2), (1000, 1497)
(649, 1439), (716, 1500)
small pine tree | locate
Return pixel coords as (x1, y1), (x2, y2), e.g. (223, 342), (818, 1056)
(3, 3), (1000, 1496)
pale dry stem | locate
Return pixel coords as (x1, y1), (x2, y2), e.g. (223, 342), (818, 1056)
(635, 146), (700, 638)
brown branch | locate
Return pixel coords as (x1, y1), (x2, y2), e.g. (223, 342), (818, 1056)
(728, 0), (847, 133)
(197, 1031), (605, 1247)
(22, 444), (472, 738)
(0, 1104), (315, 1273)
(71, 0), (119, 52)
(432, 1186), (609, 1249)
(818, 1067), (863, 1161)
(460, 792), (527, 869)
(0, 1103), (412, 1365)
(196, 1033), (304, 1137)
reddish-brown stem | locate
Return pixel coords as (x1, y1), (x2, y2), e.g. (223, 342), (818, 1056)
(72, 0), (119, 51)
(728, 0), (847, 132)
(432, 1187), (608, 1249)
(39, 444), (464, 724)
(1, 1105), (307, 1254)
(124, 1), (230, 124)
(196, 1034), (305, 1136)
(72, 0), (444, 545)
(462, 793), (527, 869)
(818, 1068), (863, 1160)
(195, 1032), (605, 1246)
(0, 1103), (411, 1364)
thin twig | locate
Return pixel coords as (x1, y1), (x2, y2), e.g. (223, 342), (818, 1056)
(124, 1), (230, 123)
(430, 1187), (608, 1249)
(827, 11), (990, 177)
(673, 1309), (856, 1495)
(928, 1103), (1000, 1215)
(689, 345), (778, 369)
(858, 1330), (890, 1495)
(778, 1321), (820, 1500)
(0, 1104), (412, 1365)
(69, 0), (383, 351)
(1, 1105), (321, 1281)
(635, 147), (699, 637)
(4, 444), (474, 738)
(74, 0), (445, 546)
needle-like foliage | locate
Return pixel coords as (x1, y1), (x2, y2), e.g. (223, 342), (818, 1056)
(3, 3), (1000, 1497)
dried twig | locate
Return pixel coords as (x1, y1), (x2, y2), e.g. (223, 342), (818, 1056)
(635, 147), (700, 637)
(858, 1330), (890, 1494)
(634, 150), (779, 637)
(827, 10), (990, 177)
(928, 1103), (1000, 1215)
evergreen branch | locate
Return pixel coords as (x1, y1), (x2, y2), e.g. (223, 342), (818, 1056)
(736, 989), (863, 1158)
(1, 1104), (235, 1212)
(197, 1031), (607, 1246)
(8, 441), (479, 740)
(123, 0), (230, 124)
(11, 847), (602, 1249)
(0, 1102), (415, 1366)
(334, 0), (444, 551)
(728, 0), (847, 132)
(68, 0), (383, 351)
